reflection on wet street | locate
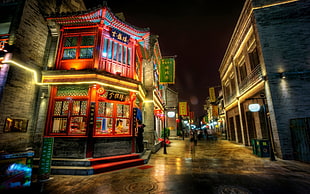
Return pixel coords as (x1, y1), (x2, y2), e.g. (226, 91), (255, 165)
(15, 139), (310, 194)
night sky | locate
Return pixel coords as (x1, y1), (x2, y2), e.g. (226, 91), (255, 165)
(85, 0), (246, 117)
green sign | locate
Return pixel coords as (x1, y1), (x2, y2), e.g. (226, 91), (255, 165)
(38, 137), (54, 181)
(159, 58), (175, 84)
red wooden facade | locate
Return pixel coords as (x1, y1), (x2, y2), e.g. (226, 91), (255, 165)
(44, 6), (150, 158)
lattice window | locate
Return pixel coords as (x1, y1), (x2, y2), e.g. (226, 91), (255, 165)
(56, 86), (88, 97)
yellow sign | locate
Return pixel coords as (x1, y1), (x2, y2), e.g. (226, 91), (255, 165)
(209, 87), (216, 102)
(178, 102), (188, 116)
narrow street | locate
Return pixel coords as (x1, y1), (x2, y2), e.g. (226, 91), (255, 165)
(13, 138), (310, 194)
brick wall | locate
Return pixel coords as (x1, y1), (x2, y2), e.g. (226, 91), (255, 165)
(254, 0), (310, 159)
(0, 0), (87, 154)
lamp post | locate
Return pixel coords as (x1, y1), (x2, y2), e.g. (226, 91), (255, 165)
(163, 107), (167, 154)
(247, 93), (276, 161)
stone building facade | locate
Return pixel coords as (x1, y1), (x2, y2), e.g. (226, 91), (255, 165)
(0, 0), (86, 154)
(219, 0), (310, 161)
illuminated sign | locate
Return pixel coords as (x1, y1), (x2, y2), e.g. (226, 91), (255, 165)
(38, 137), (54, 181)
(110, 28), (130, 44)
(178, 102), (188, 116)
(249, 103), (261, 112)
(209, 87), (216, 102)
(107, 91), (126, 101)
(167, 111), (175, 118)
(159, 58), (175, 84)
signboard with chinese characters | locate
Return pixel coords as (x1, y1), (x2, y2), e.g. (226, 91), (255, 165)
(110, 28), (130, 44)
(159, 58), (175, 84)
(107, 91), (126, 102)
(209, 87), (216, 102)
(38, 137), (54, 181)
(178, 102), (188, 116)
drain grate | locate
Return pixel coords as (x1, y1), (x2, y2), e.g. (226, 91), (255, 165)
(125, 181), (158, 193)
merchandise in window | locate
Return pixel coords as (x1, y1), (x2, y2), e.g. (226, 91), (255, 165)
(95, 102), (130, 136)
(115, 104), (130, 134)
(51, 100), (88, 135)
(96, 102), (114, 135)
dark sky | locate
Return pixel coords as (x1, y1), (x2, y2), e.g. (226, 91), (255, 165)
(85, 0), (246, 117)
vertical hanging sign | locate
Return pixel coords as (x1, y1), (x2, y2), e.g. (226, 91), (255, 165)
(159, 58), (175, 84)
(178, 102), (188, 116)
(209, 87), (216, 102)
(38, 137), (54, 181)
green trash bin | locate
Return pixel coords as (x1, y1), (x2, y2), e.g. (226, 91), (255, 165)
(256, 139), (270, 157)
(251, 139), (257, 155)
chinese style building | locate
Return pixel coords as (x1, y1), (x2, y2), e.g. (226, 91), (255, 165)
(0, 0), (169, 178)
(44, 5), (151, 158)
(219, 0), (310, 162)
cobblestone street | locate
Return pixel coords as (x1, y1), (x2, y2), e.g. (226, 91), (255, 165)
(7, 138), (310, 194)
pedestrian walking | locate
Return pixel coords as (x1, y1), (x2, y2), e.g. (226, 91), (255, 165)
(193, 130), (198, 145)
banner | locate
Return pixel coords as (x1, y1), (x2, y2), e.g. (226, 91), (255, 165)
(178, 102), (188, 116)
(209, 87), (216, 102)
(159, 58), (175, 84)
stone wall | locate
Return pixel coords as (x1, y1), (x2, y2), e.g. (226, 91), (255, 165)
(93, 138), (132, 158)
(254, 0), (310, 159)
(0, 0), (87, 154)
(0, 66), (38, 152)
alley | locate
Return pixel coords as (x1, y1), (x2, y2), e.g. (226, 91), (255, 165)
(12, 138), (310, 194)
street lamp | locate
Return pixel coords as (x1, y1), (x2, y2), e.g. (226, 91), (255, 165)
(246, 93), (276, 161)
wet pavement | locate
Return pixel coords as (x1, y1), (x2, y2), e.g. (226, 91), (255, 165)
(5, 138), (310, 194)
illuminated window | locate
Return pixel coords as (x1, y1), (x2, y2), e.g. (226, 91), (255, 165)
(96, 102), (114, 135)
(101, 37), (131, 66)
(49, 86), (89, 136)
(62, 35), (94, 60)
(51, 100), (88, 135)
(95, 102), (130, 136)
(127, 48), (131, 65)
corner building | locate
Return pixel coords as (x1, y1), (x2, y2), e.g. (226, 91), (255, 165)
(219, 0), (310, 161)
(43, 7), (150, 158)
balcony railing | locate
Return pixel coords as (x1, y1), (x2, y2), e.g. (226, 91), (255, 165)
(239, 65), (263, 95)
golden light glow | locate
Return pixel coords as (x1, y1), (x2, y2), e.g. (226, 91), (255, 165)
(138, 84), (146, 99)
(43, 74), (138, 88)
(1, 60), (147, 101)
(45, 81), (139, 93)
(253, 0), (299, 10)
(225, 81), (265, 111)
(153, 91), (164, 110)
(2, 59), (39, 83)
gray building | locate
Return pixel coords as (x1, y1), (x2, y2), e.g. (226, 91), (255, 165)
(219, 0), (310, 162)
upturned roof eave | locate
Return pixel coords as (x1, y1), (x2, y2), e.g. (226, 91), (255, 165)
(46, 6), (150, 40)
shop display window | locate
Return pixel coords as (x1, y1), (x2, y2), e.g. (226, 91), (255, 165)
(95, 102), (130, 136)
(96, 102), (114, 135)
(50, 85), (89, 135)
(50, 99), (88, 135)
